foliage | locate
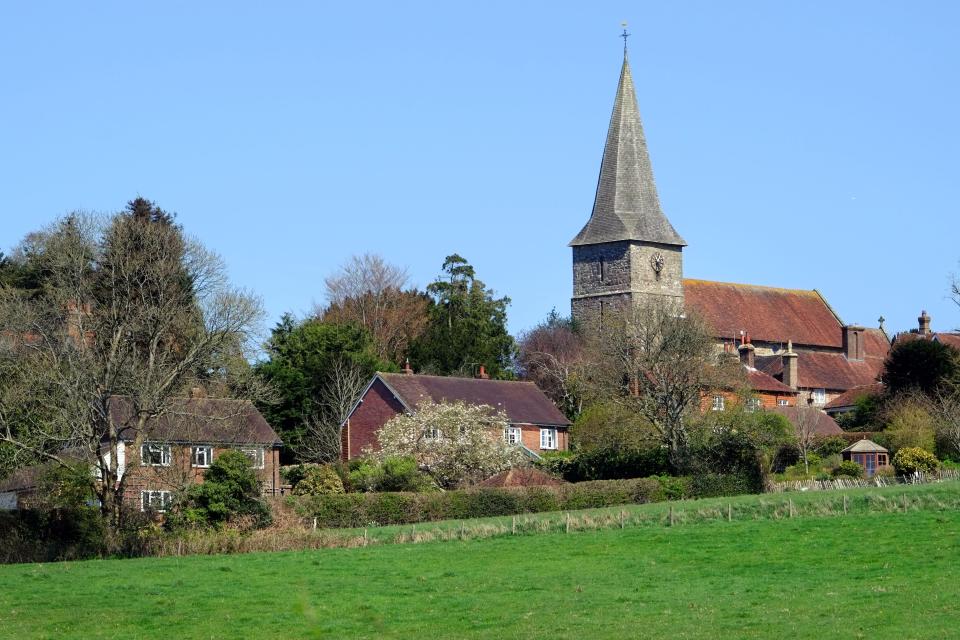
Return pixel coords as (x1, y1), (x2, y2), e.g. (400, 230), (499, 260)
(884, 394), (938, 453)
(892, 447), (940, 475)
(0, 507), (106, 564)
(373, 400), (526, 488)
(292, 465), (345, 496)
(815, 436), (848, 457)
(884, 339), (960, 397)
(834, 393), (883, 431)
(516, 310), (585, 419)
(169, 450), (271, 530)
(410, 254), (514, 378)
(319, 253), (431, 364)
(0, 203), (264, 531)
(570, 400), (658, 452)
(255, 316), (387, 462)
(347, 456), (435, 493)
(536, 446), (670, 482)
(831, 461), (864, 478)
(291, 474), (747, 528)
(690, 408), (796, 486)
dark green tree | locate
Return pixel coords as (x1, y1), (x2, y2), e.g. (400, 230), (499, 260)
(255, 316), (387, 462)
(884, 339), (960, 397)
(169, 450), (271, 529)
(411, 254), (514, 378)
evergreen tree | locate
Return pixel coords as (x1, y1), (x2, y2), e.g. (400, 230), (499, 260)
(411, 254), (514, 378)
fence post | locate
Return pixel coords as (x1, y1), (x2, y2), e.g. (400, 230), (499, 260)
(902, 494), (908, 513)
(789, 498), (794, 519)
(461, 521), (466, 539)
(512, 516), (516, 535)
(312, 517), (317, 531)
(843, 495), (848, 515)
(566, 513), (571, 534)
(620, 509), (625, 529)
(727, 504), (732, 522)
(412, 524), (416, 540)
(363, 528), (368, 547)
(669, 505), (675, 527)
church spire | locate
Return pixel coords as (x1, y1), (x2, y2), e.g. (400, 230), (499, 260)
(570, 45), (686, 247)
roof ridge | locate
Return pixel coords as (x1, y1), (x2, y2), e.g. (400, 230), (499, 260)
(683, 278), (820, 295)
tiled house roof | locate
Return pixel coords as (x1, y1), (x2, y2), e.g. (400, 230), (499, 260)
(108, 397), (282, 445)
(755, 351), (883, 391)
(744, 367), (797, 394)
(824, 383), (884, 411)
(772, 406), (844, 437)
(569, 55), (685, 248)
(684, 280), (843, 347)
(377, 373), (572, 427)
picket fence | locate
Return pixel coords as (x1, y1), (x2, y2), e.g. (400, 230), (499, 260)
(769, 468), (960, 493)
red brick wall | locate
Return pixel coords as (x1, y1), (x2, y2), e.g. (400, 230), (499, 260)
(518, 423), (569, 454)
(700, 390), (796, 413)
(342, 378), (405, 460)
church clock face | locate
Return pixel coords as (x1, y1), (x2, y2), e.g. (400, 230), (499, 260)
(650, 252), (665, 277)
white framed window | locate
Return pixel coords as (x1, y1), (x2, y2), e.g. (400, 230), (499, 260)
(540, 428), (557, 450)
(140, 443), (171, 467)
(746, 397), (761, 412)
(777, 398), (789, 407)
(140, 490), (172, 512)
(192, 446), (213, 468)
(423, 427), (441, 441)
(711, 395), (725, 412)
(812, 389), (827, 405)
(504, 426), (522, 445)
(241, 447), (265, 469)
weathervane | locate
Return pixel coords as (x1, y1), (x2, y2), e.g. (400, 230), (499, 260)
(620, 21), (630, 55)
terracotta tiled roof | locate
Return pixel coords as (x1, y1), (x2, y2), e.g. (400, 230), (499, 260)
(744, 367), (797, 394)
(378, 373), (571, 427)
(772, 406), (843, 437)
(935, 333), (960, 349)
(477, 467), (567, 488)
(108, 397), (282, 445)
(683, 279), (843, 348)
(756, 351), (882, 392)
(824, 383), (884, 411)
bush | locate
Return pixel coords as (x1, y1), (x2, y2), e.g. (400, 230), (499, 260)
(348, 456), (434, 493)
(892, 447), (940, 475)
(535, 446), (670, 482)
(168, 450), (271, 530)
(815, 436), (848, 457)
(293, 465), (345, 496)
(291, 474), (747, 528)
(831, 461), (864, 479)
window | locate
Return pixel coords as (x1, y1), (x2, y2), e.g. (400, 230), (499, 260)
(192, 446), (213, 468)
(423, 427), (441, 441)
(140, 490), (172, 512)
(241, 448), (265, 469)
(504, 426), (522, 445)
(598, 300), (604, 332)
(599, 257), (606, 283)
(140, 443), (171, 467)
(777, 399), (789, 407)
(878, 454), (888, 467)
(812, 389), (827, 405)
(711, 395), (725, 412)
(540, 428), (557, 450)
(746, 397), (761, 412)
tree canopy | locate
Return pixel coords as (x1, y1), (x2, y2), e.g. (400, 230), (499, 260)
(884, 339), (960, 397)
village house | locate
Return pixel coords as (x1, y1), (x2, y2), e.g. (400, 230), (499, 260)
(342, 366), (572, 460)
(569, 48), (890, 406)
(0, 395), (282, 511)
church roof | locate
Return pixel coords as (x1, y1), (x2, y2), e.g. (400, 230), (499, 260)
(684, 279), (844, 348)
(570, 54), (686, 248)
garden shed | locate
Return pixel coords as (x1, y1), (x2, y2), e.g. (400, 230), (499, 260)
(841, 439), (889, 477)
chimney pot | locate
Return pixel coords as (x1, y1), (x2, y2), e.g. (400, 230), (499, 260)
(478, 365), (490, 380)
(403, 358), (414, 375)
(737, 339), (756, 369)
(918, 310), (931, 336)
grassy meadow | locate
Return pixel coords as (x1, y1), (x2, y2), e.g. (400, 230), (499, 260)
(3, 483), (960, 639)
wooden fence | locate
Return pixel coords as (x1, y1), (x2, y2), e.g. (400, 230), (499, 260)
(769, 469), (960, 493)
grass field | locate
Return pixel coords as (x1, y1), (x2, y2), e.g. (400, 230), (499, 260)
(2, 484), (960, 639)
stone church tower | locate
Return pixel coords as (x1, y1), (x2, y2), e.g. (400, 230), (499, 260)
(571, 51), (686, 328)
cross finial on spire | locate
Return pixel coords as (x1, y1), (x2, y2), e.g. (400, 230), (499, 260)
(620, 21), (630, 57)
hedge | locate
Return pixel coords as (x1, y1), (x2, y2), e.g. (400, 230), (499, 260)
(291, 474), (751, 528)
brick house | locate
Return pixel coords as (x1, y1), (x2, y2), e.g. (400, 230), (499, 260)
(341, 370), (572, 460)
(108, 396), (283, 511)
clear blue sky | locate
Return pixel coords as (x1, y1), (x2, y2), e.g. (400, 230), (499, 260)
(2, 1), (958, 341)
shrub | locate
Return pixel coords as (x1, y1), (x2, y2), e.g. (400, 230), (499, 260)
(292, 474), (743, 528)
(348, 456), (434, 493)
(884, 396), (937, 453)
(831, 461), (864, 479)
(815, 436), (848, 457)
(168, 450), (271, 530)
(892, 447), (940, 475)
(535, 446), (670, 482)
(293, 465), (345, 496)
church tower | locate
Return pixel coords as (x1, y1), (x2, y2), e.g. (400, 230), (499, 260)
(571, 47), (685, 328)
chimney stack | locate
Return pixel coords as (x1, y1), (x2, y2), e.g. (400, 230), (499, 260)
(842, 325), (865, 361)
(781, 340), (798, 390)
(403, 358), (414, 375)
(918, 310), (931, 335)
(738, 333), (755, 368)
(477, 365), (490, 380)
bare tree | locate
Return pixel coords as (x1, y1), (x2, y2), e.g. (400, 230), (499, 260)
(930, 390), (960, 459)
(294, 357), (368, 463)
(794, 403), (822, 474)
(318, 253), (429, 363)
(584, 300), (738, 471)
(516, 312), (584, 419)
(0, 205), (264, 531)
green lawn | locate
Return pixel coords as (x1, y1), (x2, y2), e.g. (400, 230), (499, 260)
(3, 484), (960, 639)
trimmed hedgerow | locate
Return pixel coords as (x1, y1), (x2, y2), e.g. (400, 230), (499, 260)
(291, 474), (750, 528)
